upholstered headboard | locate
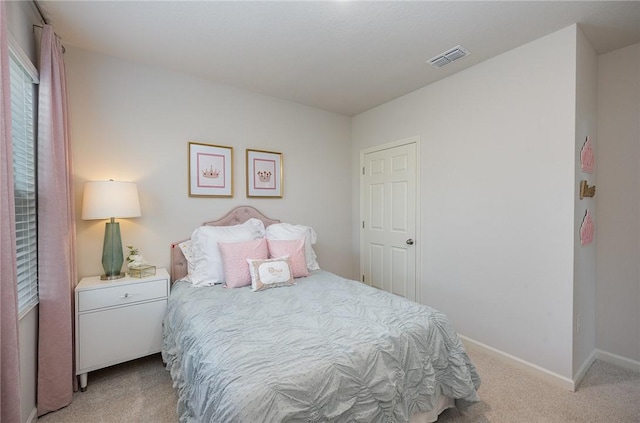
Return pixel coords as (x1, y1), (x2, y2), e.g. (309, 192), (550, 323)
(170, 206), (280, 283)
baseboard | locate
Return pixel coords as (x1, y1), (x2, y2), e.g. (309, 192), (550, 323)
(24, 406), (37, 423)
(595, 349), (640, 372)
(573, 350), (597, 389)
(458, 335), (577, 391)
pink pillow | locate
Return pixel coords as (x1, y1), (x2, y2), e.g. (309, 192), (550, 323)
(267, 238), (309, 278)
(218, 238), (268, 288)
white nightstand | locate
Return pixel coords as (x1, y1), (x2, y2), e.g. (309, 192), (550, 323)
(75, 268), (170, 391)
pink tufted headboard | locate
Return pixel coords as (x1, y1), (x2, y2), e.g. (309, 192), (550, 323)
(170, 206), (280, 283)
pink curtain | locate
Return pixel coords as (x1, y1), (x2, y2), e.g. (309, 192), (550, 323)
(0, 2), (23, 422)
(36, 25), (77, 416)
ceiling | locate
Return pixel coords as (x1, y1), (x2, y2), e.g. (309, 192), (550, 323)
(39, 1), (640, 116)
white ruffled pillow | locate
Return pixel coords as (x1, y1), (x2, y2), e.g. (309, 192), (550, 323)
(265, 223), (320, 271)
(190, 218), (266, 287)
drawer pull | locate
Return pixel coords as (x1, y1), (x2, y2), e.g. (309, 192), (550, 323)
(121, 293), (133, 299)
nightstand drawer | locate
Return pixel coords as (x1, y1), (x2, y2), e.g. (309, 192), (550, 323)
(77, 279), (167, 312)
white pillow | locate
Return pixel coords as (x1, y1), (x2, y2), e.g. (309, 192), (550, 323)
(265, 223), (320, 271)
(190, 218), (266, 287)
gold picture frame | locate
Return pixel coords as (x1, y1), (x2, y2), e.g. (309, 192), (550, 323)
(246, 149), (283, 198)
(188, 142), (233, 197)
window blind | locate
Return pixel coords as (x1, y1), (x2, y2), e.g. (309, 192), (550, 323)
(9, 52), (38, 316)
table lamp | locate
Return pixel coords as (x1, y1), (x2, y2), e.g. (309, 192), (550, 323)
(81, 180), (141, 280)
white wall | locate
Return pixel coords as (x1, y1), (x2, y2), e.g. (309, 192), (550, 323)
(6, 0), (38, 61)
(6, 1), (42, 421)
(596, 42), (640, 364)
(573, 27), (598, 377)
(65, 47), (353, 280)
(352, 26), (580, 379)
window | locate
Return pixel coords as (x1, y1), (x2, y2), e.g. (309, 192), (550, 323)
(9, 39), (39, 317)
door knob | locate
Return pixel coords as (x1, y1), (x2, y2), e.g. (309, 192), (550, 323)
(406, 239), (414, 245)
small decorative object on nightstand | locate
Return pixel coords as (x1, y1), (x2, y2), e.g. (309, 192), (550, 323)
(126, 246), (156, 277)
(74, 268), (169, 391)
(128, 264), (156, 278)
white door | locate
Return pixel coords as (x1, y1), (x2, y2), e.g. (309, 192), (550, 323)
(361, 140), (418, 301)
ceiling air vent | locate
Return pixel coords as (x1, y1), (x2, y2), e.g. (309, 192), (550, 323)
(428, 45), (470, 68)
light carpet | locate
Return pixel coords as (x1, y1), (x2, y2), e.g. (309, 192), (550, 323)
(38, 346), (640, 422)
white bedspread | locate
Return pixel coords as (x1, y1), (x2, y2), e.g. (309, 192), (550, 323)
(163, 270), (480, 422)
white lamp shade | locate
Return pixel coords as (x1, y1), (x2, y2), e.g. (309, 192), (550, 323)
(81, 180), (141, 220)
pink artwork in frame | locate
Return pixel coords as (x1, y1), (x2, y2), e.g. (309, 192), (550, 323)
(246, 149), (283, 198)
(197, 152), (226, 189)
(252, 158), (277, 191)
(188, 142), (233, 197)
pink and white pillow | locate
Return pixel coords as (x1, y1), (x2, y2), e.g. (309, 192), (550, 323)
(247, 256), (294, 292)
(265, 223), (320, 271)
(219, 238), (269, 288)
(267, 238), (309, 278)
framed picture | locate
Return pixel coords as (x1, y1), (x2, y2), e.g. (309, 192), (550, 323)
(188, 142), (233, 197)
(246, 149), (283, 198)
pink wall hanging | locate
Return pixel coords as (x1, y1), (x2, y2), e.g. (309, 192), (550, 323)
(580, 209), (595, 246)
(580, 136), (595, 173)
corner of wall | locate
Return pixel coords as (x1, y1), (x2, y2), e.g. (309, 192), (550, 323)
(595, 349), (640, 373)
(572, 24), (598, 378)
(460, 335), (578, 391)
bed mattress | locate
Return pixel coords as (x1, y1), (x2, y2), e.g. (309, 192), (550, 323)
(163, 270), (480, 422)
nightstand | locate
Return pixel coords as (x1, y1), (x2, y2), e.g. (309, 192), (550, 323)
(75, 268), (170, 391)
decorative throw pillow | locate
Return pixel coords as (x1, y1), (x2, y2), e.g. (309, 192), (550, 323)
(219, 238), (268, 288)
(247, 256), (294, 292)
(190, 218), (266, 287)
(178, 240), (196, 278)
(266, 238), (309, 278)
(265, 223), (320, 271)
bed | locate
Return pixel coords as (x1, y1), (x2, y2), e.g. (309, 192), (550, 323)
(163, 206), (480, 422)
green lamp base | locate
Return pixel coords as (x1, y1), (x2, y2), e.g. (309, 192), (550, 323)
(101, 220), (125, 280)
